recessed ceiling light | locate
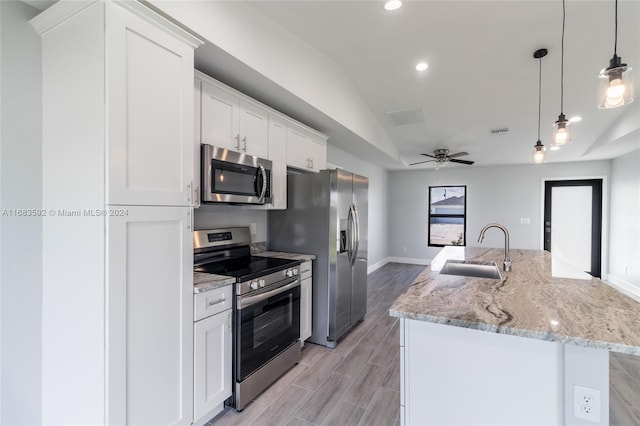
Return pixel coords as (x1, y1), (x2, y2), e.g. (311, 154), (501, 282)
(415, 62), (429, 72)
(384, 0), (402, 11)
(569, 116), (582, 123)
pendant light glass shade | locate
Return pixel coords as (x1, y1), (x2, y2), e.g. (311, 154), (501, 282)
(532, 140), (546, 164)
(553, 113), (571, 146)
(598, 0), (634, 109)
(598, 56), (634, 108)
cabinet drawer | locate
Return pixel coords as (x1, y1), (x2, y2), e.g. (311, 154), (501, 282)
(300, 261), (312, 280)
(194, 285), (233, 321)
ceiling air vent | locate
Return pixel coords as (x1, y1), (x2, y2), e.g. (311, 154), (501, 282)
(490, 128), (510, 135)
(385, 107), (425, 126)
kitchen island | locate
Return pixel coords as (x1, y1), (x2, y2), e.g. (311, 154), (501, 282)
(390, 247), (640, 426)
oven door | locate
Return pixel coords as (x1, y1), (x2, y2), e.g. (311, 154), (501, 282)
(235, 278), (300, 382)
(201, 144), (272, 204)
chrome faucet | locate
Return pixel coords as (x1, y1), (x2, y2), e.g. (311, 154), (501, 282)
(478, 223), (512, 272)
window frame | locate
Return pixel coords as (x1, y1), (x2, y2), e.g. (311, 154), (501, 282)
(428, 185), (467, 247)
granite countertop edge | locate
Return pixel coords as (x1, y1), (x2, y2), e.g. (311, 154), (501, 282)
(389, 309), (640, 356)
(253, 250), (317, 262)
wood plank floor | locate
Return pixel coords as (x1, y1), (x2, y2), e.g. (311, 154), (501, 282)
(208, 262), (640, 426)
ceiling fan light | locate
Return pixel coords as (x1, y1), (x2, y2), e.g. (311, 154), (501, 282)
(597, 59), (634, 109)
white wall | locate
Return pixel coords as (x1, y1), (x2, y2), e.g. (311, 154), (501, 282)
(608, 148), (640, 297)
(388, 160), (611, 263)
(0, 1), (43, 424)
(327, 145), (389, 271)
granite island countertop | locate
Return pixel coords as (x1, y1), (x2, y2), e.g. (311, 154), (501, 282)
(193, 272), (235, 294)
(389, 246), (640, 355)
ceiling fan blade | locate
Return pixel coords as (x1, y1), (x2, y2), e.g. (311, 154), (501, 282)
(449, 158), (475, 165)
(420, 153), (438, 159)
(409, 159), (436, 166)
(448, 151), (469, 158)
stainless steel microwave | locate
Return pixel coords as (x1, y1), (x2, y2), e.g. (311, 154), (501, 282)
(201, 144), (272, 205)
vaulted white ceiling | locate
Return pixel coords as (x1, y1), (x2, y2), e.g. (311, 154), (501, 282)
(248, 1), (640, 169)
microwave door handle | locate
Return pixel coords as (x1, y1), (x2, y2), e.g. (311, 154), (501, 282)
(257, 165), (267, 202)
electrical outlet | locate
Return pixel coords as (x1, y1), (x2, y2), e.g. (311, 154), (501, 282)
(249, 223), (257, 235)
(574, 385), (601, 423)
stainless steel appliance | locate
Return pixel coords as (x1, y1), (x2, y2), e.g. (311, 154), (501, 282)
(193, 227), (301, 411)
(201, 144), (272, 205)
(268, 169), (368, 348)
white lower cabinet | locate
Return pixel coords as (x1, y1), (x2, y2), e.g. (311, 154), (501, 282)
(107, 206), (194, 425)
(300, 261), (313, 343)
(193, 287), (233, 422)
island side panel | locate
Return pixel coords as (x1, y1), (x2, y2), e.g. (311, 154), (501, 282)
(402, 318), (563, 426)
(563, 344), (609, 425)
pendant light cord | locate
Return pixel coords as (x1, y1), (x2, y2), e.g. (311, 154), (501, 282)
(560, 0), (565, 114)
(538, 56), (542, 141)
(614, 0), (618, 56)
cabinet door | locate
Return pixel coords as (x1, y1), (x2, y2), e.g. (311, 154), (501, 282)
(239, 99), (269, 159)
(106, 3), (195, 206)
(267, 114), (287, 209)
(300, 276), (313, 342)
(194, 310), (232, 422)
(201, 81), (240, 152)
(286, 123), (314, 171)
(309, 137), (327, 172)
(107, 206), (193, 425)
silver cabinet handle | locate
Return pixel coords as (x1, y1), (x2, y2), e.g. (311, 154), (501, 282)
(207, 297), (226, 307)
(194, 185), (199, 206)
(227, 311), (232, 332)
(242, 136), (247, 152)
(187, 181), (192, 203)
(235, 134), (241, 151)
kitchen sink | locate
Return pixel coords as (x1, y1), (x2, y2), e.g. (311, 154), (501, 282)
(439, 259), (502, 280)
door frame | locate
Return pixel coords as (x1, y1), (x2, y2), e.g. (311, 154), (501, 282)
(540, 176), (608, 278)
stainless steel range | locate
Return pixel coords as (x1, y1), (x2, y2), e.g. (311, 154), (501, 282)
(193, 227), (301, 411)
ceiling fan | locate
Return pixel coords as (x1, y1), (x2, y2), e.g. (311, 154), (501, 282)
(409, 149), (475, 168)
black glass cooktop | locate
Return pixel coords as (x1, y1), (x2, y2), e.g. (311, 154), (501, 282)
(195, 255), (299, 282)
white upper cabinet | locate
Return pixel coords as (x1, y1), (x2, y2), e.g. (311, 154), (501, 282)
(200, 78), (269, 159)
(265, 113), (287, 210)
(286, 121), (328, 172)
(106, 2), (199, 206)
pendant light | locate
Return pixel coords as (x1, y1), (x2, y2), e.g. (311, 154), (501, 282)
(533, 49), (548, 164)
(552, 0), (571, 147)
(597, 0), (634, 109)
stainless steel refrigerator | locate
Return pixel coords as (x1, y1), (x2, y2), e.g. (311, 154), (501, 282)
(268, 169), (368, 348)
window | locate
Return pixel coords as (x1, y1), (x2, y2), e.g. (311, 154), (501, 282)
(428, 186), (467, 246)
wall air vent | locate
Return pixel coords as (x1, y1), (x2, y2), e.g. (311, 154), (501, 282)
(385, 107), (425, 126)
(490, 128), (510, 135)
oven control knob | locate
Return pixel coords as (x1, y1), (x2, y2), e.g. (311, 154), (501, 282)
(286, 269), (293, 277)
(293, 268), (299, 275)
(258, 279), (266, 288)
(250, 281), (259, 290)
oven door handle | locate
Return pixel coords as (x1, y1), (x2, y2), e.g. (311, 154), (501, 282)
(238, 278), (300, 309)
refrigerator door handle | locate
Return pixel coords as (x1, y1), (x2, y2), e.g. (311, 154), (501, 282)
(352, 204), (360, 261)
(347, 206), (354, 264)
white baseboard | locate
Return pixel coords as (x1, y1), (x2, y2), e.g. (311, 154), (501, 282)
(387, 257), (431, 266)
(367, 258), (390, 274)
(367, 257), (431, 274)
(605, 275), (640, 302)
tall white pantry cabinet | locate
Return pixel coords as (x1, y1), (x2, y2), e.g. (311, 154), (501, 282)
(31, 1), (202, 425)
